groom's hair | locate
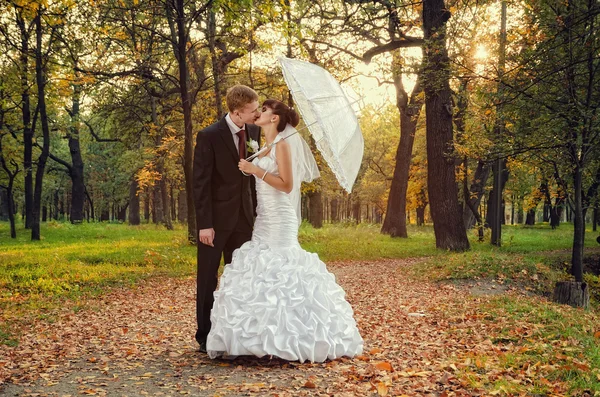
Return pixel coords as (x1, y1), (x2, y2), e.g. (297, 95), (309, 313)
(226, 85), (259, 112)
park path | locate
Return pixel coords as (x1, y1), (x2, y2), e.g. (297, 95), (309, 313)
(1, 259), (510, 396)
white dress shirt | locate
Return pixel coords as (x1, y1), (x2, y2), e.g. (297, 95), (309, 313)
(225, 113), (245, 152)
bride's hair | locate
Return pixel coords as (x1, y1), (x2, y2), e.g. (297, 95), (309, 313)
(262, 99), (299, 132)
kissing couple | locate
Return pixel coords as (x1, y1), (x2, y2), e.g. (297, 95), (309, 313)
(193, 84), (363, 363)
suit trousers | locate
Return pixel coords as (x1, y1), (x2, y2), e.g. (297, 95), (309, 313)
(195, 213), (252, 344)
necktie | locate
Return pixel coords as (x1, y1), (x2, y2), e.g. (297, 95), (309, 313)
(236, 128), (246, 160)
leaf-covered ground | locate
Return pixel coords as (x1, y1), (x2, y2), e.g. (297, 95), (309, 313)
(1, 259), (597, 396)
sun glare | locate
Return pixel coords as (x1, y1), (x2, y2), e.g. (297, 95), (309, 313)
(475, 45), (489, 60)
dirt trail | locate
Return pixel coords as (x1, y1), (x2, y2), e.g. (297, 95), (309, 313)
(1, 259), (506, 396)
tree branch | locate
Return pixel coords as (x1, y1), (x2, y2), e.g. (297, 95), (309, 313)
(82, 118), (121, 142)
(362, 38), (424, 64)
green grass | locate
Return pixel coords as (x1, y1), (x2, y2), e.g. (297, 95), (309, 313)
(414, 224), (600, 295)
(0, 221), (197, 324)
(1, 221), (598, 314)
(476, 295), (600, 395)
(298, 222), (442, 262)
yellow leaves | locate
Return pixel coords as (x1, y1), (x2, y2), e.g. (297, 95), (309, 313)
(56, 78), (73, 97)
(136, 166), (161, 191)
(240, 382), (267, 392)
(395, 370), (431, 377)
(376, 381), (388, 396)
(114, 31), (128, 41)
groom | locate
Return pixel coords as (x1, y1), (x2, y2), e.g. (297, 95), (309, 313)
(193, 85), (261, 352)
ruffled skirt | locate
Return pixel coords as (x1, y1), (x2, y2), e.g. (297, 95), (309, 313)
(206, 240), (363, 363)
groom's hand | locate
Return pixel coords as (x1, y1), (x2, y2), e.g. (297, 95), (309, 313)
(199, 228), (215, 247)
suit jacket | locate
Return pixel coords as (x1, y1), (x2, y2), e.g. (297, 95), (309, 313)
(193, 116), (261, 231)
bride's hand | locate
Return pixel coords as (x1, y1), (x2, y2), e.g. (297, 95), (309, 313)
(238, 159), (257, 175)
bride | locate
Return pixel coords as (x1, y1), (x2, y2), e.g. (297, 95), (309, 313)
(206, 99), (363, 363)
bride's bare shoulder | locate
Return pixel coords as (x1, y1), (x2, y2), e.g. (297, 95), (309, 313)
(275, 139), (291, 157)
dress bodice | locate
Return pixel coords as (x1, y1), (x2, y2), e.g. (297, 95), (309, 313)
(251, 137), (299, 249)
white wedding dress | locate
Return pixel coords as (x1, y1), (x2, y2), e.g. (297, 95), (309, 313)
(206, 137), (363, 363)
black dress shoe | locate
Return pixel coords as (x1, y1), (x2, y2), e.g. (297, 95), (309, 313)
(198, 341), (207, 353)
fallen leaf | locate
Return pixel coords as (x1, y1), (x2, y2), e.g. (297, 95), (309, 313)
(303, 381), (316, 389)
(375, 362), (394, 372)
(376, 382), (388, 396)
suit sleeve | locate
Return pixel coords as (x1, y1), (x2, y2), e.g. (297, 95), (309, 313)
(193, 130), (214, 229)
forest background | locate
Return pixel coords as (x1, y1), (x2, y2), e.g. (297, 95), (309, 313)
(2, 0), (599, 296)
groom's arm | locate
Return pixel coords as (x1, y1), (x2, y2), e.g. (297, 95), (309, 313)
(193, 130), (214, 230)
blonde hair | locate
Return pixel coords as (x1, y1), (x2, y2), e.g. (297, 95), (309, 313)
(226, 85), (259, 112)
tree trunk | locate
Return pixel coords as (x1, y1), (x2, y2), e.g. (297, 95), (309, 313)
(593, 206), (598, 232)
(543, 200), (550, 222)
(170, 185), (176, 222)
(128, 177), (141, 225)
(31, 13), (50, 241)
(308, 191), (323, 228)
(463, 160), (490, 230)
(422, 0), (470, 251)
(17, 12), (34, 230)
(85, 188), (94, 221)
(416, 205), (426, 226)
(68, 71), (86, 224)
(15, 12), (33, 229)
(178, 190), (187, 223)
(0, 188), (8, 221)
(571, 166), (585, 283)
(553, 281), (589, 308)
(353, 199), (361, 224)
(159, 176), (173, 230)
(381, 70), (423, 237)
(52, 190), (58, 220)
(117, 204), (128, 222)
(151, 96), (173, 230)
(152, 185), (161, 224)
(490, 1), (508, 247)
(171, 0), (196, 242)
(0, 133), (18, 237)
(550, 200), (562, 229)
(208, 9), (225, 119)
(345, 194), (352, 220)
(144, 188), (150, 222)
(486, 161), (509, 223)
(510, 195), (515, 225)
(330, 198), (339, 222)
(7, 188), (16, 238)
(525, 209), (536, 225)
(486, 163), (509, 227)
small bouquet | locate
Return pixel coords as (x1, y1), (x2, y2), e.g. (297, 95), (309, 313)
(247, 139), (259, 153)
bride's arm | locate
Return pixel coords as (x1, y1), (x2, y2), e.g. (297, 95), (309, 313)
(238, 140), (294, 194)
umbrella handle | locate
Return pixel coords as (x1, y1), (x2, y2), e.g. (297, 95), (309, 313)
(238, 133), (299, 176)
